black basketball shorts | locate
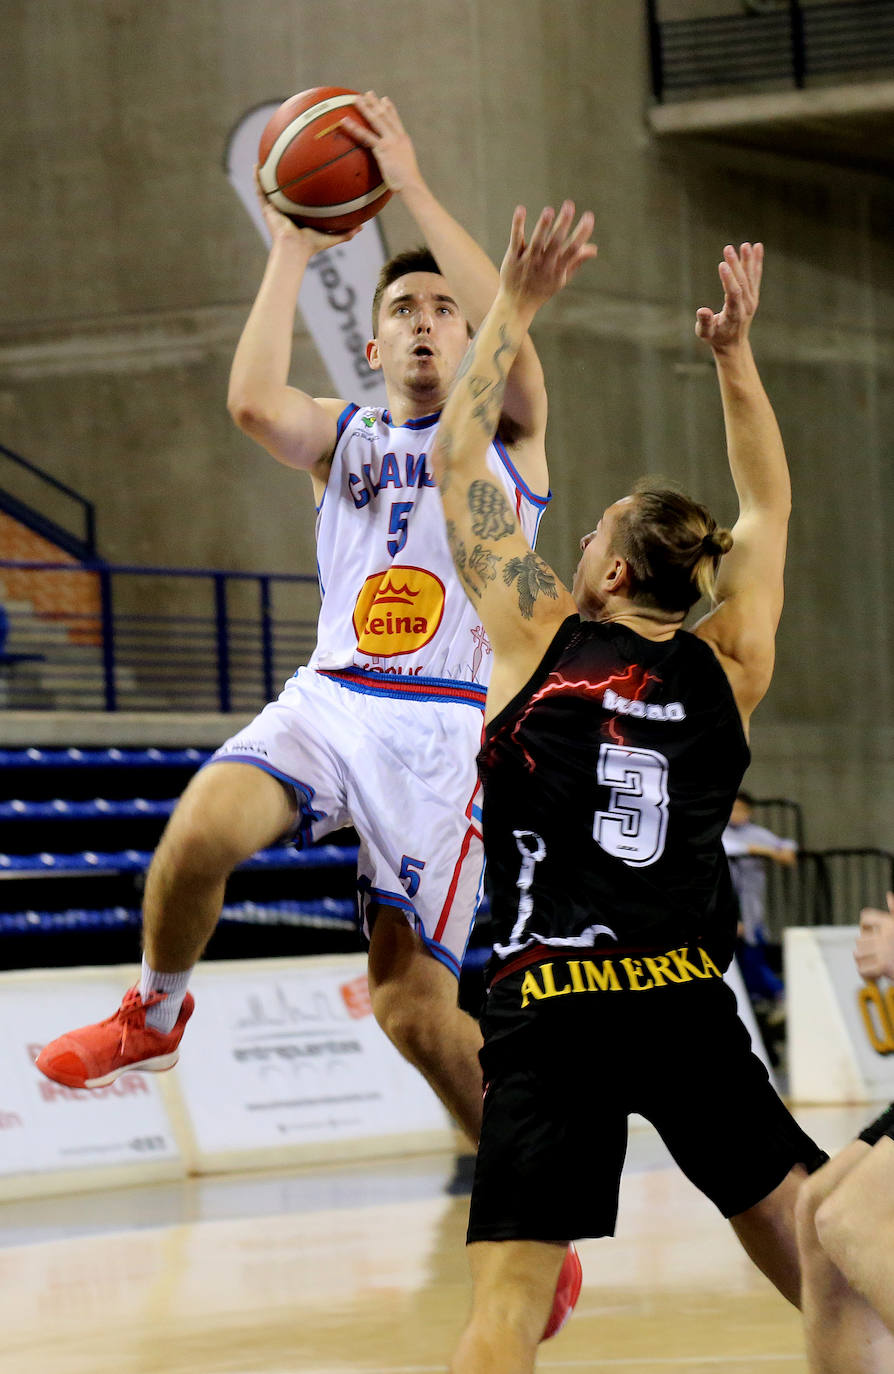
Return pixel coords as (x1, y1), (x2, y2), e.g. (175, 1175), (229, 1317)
(859, 1101), (894, 1147)
(467, 963), (827, 1245)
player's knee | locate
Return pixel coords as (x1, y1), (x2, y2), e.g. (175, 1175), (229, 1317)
(370, 979), (432, 1058)
(152, 798), (245, 882)
(813, 1189), (861, 1271)
(795, 1167), (827, 1246)
(470, 1273), (550, 1348)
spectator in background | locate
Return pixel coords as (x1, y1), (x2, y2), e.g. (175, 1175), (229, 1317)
(797, 892), (894, 1372)
(722, 789), (796, 1016)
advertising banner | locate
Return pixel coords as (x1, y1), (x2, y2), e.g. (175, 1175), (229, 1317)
(787, 926), (894, 1103)
(0, 968), (183, 1199)
(173, 955), (455, 1171)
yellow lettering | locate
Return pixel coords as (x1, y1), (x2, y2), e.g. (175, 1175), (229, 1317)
(642, 956), (669, 987)
(581, 959), (621, 992)
(520, 969), (546, 1009)
(646, 953), (686, 984)
(540, 963), (572, 999)
(699, 948), (722, 979)
(621, 957), (654, 991)
(568, 960), (585, 993)
(668, 947), (708, 981)
(858, 985), (894, 1054)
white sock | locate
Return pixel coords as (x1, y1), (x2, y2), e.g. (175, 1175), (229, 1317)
(140, 957), (192, 1034)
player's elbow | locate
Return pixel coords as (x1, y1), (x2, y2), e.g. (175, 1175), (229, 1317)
(227, 389), (277, 440)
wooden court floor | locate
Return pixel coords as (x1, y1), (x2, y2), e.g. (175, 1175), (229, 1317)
(0, 1104), (875, 1374)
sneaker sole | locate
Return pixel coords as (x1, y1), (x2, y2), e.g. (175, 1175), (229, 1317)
(81, 1051), (180, 1090)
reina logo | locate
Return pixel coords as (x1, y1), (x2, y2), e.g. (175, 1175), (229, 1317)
(352, 567), (446, 657)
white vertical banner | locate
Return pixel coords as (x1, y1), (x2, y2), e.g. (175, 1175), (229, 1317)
(224, 102), (388, 406)
(787, 926), (894, 1103)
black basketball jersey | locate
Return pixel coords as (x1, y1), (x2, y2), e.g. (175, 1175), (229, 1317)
(478, 615), (750, 977)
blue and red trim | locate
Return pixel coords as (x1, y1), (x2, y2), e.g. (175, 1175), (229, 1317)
(380, 409), (440, 430)
(203, 755), (326, 848)
(433, 778), (484, 946)
(317, 665), (487, 709)
(356, 879), (462, 978)
(336, 402), (361, 440)
(492, 436), (551, 510)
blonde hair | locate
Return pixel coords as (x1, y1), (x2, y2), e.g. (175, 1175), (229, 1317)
(611, 481), (733, 615)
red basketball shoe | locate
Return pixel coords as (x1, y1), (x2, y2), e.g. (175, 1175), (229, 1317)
(542, 1243), (582, 1341)
(35, 987), (194, 1089)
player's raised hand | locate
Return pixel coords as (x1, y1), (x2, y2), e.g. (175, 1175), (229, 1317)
(253, 167), (358, 253)
(339, 91), (422, 195)
(855, 893), (894, 982)
(499, 202), (597, 312)
(695, 242), (763, 353)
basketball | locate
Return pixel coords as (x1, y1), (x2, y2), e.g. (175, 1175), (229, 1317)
(257, 86), (392, 234)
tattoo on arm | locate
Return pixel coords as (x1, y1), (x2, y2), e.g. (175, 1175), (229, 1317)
(445, 524), (502, 602)
(445, 520), (467, 571)
(470, 324), (514, 435)
(468, 544), (499, 588)
(503, 553), (560, 619)
(468, 480), (516, 539)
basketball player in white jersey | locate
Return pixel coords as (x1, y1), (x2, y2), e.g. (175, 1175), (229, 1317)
(36, 96), (548, 1165)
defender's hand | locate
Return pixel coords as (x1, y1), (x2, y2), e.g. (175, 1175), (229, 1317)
(339, 91), (423, 195)
(499, 202), (597, 313)
(855, 895), (894, 982)
(695, 242), (763, 354)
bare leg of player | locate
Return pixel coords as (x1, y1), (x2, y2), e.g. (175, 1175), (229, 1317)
(796, 1137), (894, 1374)
(728, 1165), (806, 1307)
(367, 905), (484, 1145)
(450, 1241), (566, 1374)
(142, 762), (297, 970)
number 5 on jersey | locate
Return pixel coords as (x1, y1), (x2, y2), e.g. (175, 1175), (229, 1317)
(388, 501), (414, 557)
(594, 743), (669, 868)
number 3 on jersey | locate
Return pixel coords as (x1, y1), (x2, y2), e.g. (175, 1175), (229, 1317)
(594, 743), (669, 868)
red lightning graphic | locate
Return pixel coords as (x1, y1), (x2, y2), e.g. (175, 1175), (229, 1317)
(506, 663), (660, 770)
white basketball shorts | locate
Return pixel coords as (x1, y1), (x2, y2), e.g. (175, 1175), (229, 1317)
(211, 665), (486, 977)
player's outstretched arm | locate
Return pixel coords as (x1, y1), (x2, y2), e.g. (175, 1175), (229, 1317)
(342, 92), (550, 478)
(227, 185), (356, 494)
(432, 203), (595, 708)
(692, 244), (791, 727)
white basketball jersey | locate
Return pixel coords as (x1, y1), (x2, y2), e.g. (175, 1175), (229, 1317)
(307, 405), (550, 688)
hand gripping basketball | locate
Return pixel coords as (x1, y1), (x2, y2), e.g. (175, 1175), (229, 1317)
(257, 86), (393, 234)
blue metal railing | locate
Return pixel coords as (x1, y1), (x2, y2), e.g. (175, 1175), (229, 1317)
(0, 559), (320, 712)
(646, 0), (894, 102)
(0, 444), (96, 559)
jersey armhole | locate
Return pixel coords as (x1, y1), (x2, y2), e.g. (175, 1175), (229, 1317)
(484, 613), (580, 740)
(492, 436), (551, 510)
(335, 402), (361, 441)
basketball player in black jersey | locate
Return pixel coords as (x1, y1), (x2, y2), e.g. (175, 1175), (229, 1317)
(431, 204), (827, 1373)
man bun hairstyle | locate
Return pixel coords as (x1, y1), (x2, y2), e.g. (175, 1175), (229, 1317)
(612, 479), (733, 616)
(371, 246), (441, 334)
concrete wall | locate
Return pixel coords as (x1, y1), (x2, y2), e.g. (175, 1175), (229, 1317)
(1, 0), (891, 848)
